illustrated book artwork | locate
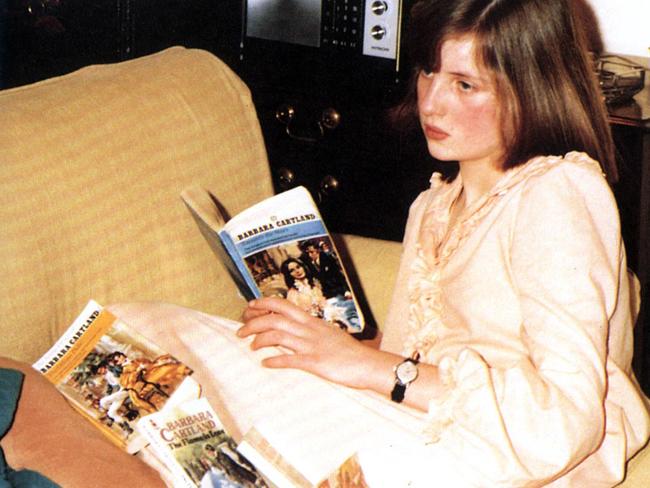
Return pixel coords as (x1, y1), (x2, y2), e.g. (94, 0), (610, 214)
(181, 185), (364, 333)
(139, 397), (268, 488)
(32, 300), (201, 454)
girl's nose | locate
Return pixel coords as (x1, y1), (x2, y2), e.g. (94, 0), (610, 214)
(418, 74), (445, 116)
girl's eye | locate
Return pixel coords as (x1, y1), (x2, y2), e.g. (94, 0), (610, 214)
(420, 67), (434, 78)
(458, 80), (473, 91)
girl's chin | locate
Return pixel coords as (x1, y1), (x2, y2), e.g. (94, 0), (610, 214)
(426, 145), (457, 162)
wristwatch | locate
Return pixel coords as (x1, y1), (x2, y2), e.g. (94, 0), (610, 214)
(390, 353), (420, 403)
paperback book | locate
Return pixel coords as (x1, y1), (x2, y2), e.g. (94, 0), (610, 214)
(139, 397), (268, 488)
(180, 186), (364, 333)
(32, 300), (201, 453)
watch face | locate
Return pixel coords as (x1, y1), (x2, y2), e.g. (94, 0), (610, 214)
(396, 359), (418, 384)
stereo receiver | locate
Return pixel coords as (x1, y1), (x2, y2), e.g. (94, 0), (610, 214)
(245, 0), (404, 59)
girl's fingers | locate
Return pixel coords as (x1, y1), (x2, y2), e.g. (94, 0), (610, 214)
(240, 306), (271, 322)
(245, 297), (314, 324)
(248, 328), (309, 353)
(261, 353), (312, 370)
(238, 309), (312, 340)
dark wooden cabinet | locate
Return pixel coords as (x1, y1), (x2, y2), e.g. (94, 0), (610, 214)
(609, 85), (650, 393)
(0, 0), (240, 89)
(128, 0), (239, 62)
(1, 0), (120, 87)
(249, 85), (439, 242)
(236, 23), (448, 242)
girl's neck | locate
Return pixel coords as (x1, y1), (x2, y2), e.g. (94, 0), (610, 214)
(457, 159), (504, 209)
(448, 159), (504, 228)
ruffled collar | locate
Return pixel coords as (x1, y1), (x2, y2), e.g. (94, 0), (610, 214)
(418, 152), (601, 267)
(403, 152), (602, 358)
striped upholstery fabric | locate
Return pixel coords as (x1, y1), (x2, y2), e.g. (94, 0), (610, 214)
(0, 47), (273, 362)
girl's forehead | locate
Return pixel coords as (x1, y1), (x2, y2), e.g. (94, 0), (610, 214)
(439, 36), (485, 74)
(437, 34), (500, 89)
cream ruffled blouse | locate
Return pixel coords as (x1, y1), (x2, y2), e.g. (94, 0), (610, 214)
(381, 152), (650, 486)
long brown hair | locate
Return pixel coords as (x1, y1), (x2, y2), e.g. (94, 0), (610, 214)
(395, 0), (617, 182)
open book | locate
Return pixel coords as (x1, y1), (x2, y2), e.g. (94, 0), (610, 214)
(158, 311), (433, 488)
(181, 186), (364, 333)
(32, 300), (201, 454)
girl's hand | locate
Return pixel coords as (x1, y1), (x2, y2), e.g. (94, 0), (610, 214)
(239, 297), (387, 390)
(240, 297), (444, 411)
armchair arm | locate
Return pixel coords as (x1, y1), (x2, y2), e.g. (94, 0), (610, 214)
(336, 234), (403, 331)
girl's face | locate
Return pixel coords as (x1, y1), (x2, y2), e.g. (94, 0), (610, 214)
(288, 262), (306, 280)
(417, 35), (505, 170)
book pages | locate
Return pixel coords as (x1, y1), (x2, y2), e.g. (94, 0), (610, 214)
(117, 304), (477, 487)
(180, 313), (429, 487)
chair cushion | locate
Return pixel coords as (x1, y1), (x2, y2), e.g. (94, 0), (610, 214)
(620, 441), (650, 487)
(0, 47), (273, 362)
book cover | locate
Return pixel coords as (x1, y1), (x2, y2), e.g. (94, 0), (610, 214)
(181, 186), (364, 333)
(138, 397), (268, 488)
(32, 300), (201, 453)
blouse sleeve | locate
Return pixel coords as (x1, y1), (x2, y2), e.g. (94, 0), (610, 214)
(428, 162), (627, 485)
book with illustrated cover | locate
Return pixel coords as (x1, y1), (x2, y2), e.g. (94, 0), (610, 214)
(32, 300), (201, 454)
(167, 313), (428, 488)
(138, 397), (268, 488)
(180, 185), (364, 333)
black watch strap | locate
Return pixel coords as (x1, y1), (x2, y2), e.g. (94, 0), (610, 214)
(390, 354), (420, 403)
(390, 381), (408, 403)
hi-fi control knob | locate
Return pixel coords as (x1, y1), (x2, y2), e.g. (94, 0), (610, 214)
(320, 108), (341, 130)
(320, 175), (340, 195)
(370, 25), (387, 40)
(371, 0), (388, 15)
(275, 104), (295, 125)
(277, 167), (296, 188)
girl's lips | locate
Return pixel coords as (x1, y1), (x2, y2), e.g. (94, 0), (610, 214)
(423, 124), (450, 140)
